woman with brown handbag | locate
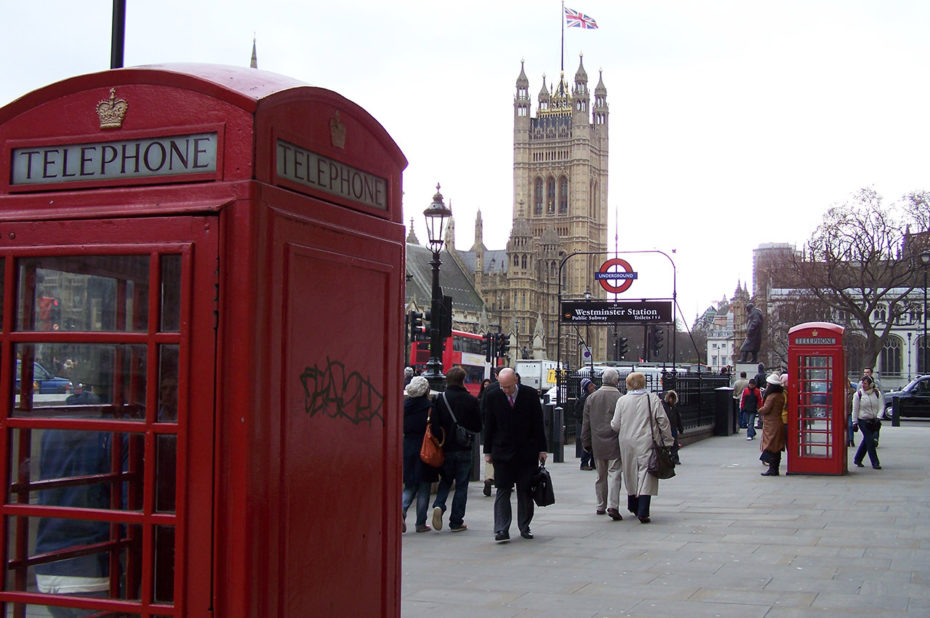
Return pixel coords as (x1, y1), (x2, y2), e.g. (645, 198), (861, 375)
(402, 376), (441, 532)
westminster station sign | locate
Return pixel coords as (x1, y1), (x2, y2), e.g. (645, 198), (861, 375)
(561, 300), (673, 324)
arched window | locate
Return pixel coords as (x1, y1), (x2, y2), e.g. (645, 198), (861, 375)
(521, 255), (527, 269)
(880, 335), (903, 377)
(547, 177), (555, 214)
(590, 180), (598, 218)
(559, 176), (568, 213)
(844, 334), (866, 377)
(875, 305), (887, 323)
(918, 335), (929, 375)
(534, 178), (543, 215)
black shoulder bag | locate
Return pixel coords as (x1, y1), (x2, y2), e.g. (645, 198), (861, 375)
(646, 394), (676, 480)
(442, 393), (477, 448)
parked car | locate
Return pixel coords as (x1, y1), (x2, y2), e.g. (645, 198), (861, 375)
(884, 376), (930, 418)
(14, 360), (72, 394)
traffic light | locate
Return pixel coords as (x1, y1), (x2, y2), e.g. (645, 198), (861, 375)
(497, 333), (511, 357)
(650, 325), (664, 355)
(422, 310), (432, 335)
(439, 295), (453, 339)
(617, 336), (629, 359)
(409, 311), (428, 342)
(484, 332), (495, 362)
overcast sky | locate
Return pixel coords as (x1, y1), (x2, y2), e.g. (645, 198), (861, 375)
(3, 1), (929, 324)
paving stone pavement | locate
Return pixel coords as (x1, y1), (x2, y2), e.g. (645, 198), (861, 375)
(402, 421), (930, 617)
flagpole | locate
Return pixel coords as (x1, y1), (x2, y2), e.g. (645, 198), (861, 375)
(560, 0), (565, 73)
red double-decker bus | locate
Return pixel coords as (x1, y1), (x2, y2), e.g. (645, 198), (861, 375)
(409, 330), (498, 396)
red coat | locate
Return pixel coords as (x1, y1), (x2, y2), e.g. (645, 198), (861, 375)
(740, 387), (763, 412)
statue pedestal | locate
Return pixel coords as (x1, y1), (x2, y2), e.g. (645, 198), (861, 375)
(734, 363), (759, 383)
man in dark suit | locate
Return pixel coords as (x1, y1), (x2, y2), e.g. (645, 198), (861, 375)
(483, 367), (548, 543)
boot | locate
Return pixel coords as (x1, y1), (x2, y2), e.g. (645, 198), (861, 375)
(761, 464), (779, 476)
(483, 479), (493, 497)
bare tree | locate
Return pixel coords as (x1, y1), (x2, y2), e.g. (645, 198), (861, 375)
(902, 190), (930, 231)
(788, 188), (921, 369)
(764, 290), (834, 368)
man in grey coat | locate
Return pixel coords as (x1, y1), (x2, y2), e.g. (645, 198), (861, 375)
(580, 368), (623, 520)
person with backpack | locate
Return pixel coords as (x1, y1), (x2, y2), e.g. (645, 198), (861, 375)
(852, 375), (884, 470)
(740, 379), (763, 441)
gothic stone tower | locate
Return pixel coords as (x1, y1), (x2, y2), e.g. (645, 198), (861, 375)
(507, 56), (609, 363)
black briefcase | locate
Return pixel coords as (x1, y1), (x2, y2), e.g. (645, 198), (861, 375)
(531, 464), (555, 507)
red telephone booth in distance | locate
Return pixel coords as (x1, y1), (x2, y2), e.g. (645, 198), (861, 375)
(0, 65), (407, 616)
(787, 322), (847, 475)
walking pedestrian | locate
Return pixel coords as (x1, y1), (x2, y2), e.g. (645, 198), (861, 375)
(430, 367), (482, 532)
(732, 371), (749, 429)
(479, 377), (496, 497)
(740, 379), (763, 441)
(610, 372), (674, 524)
(852, 375), (883, 470)
(402, 377), (441, 533)
(483, 368), (548, 542)
(580, 369), (623, 520)
(578, 378), (596, 470)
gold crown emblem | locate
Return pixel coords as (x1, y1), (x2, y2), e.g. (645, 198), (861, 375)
(330, 111), (346, 149)
(96, 88), (128, 129)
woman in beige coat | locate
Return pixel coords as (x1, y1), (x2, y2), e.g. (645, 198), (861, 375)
(610, 372), (674, 523)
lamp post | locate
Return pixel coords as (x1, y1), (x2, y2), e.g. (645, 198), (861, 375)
(584, 289), (593, 373)
(921, 251), (930, 375)
(422, 184), (452, 391)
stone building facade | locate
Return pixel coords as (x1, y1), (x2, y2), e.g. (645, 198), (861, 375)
(450, 57), (610, 365)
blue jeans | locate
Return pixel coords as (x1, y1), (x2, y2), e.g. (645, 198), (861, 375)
(433, 450), (473, 528)
(402, 481), (431, 527)
(854, 420), (880, 468)
(746, 413), (757, 438)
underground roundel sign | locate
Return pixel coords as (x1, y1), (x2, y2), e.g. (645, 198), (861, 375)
(596, 258), (637, 294)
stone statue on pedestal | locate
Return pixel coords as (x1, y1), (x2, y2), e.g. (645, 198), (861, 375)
(739, 302), (764, 363)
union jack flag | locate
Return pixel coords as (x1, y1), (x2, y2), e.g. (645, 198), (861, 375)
(564, 7), (598, 29)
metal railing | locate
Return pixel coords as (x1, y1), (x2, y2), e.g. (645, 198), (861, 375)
(557, 370), (729, 439)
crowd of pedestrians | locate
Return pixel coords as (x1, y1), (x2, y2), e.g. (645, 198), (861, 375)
(403, 361), (887, 542)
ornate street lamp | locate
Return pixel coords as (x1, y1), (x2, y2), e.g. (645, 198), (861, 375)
(921, 251), (930, 374)
(422, 184), (452, 390)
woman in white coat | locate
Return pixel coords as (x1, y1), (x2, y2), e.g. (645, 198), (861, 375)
(610, 372), (674, 523)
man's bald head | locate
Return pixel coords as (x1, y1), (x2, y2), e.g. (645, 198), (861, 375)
(498, 368), (517, 396)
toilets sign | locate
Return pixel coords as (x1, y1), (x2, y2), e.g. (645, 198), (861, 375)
(596, 258), (637, 294)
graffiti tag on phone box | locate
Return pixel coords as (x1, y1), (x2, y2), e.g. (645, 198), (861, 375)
(300, 358), (384, 425)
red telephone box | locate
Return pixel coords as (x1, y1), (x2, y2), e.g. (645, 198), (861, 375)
(0, 65), (407, 616)
(787, 322), (847, 475)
